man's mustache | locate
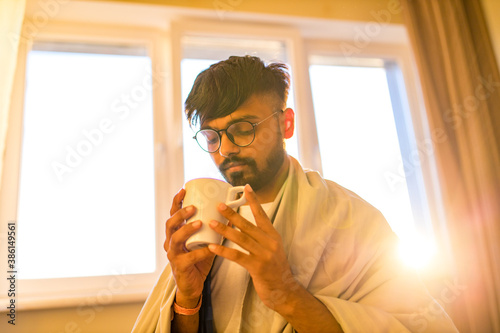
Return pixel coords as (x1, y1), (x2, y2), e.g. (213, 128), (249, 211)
(219, 156), (256, 171)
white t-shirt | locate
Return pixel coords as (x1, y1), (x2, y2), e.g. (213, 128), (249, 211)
(211, 203), (275, 333)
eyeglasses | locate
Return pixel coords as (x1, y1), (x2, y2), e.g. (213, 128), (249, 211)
(193, 110), (283, 153)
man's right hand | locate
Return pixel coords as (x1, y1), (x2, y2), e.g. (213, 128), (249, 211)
(164, 188), (216, 307)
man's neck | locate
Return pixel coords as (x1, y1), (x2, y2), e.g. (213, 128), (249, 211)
(254, 155), (290, 204)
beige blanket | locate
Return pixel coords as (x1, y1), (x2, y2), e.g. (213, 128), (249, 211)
(132, 156), (457, 332)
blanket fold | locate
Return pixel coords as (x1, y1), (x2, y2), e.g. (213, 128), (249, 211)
(132, 156), (457, 333)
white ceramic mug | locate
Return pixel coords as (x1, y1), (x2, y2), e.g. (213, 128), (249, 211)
(184, 178), (246, 251)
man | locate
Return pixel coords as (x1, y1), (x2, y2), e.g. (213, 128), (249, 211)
(133, 56), (457, 332)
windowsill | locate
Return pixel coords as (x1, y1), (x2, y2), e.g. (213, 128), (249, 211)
(0, 291), (148, 312)
(0, 279), (153, 312)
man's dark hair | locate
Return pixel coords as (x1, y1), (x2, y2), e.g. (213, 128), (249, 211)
(184, 55), (290, 127)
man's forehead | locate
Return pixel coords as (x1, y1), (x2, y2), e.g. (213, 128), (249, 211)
(201, 111), (260, 129)
(198, 93), (278, 129)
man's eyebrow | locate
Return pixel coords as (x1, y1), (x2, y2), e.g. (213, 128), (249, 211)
(201, 114), (260, 130)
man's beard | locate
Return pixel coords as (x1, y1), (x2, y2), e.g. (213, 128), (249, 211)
(218, 139), (286, 192)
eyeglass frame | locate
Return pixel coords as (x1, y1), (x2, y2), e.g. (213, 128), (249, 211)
(193, 110), (284, 153)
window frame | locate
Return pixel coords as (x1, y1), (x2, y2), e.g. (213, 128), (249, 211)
(0, 20), (172, 310)
(170, 19), (323, 174)
(172, 20), (449, 257)
(305, 38), (451, 254)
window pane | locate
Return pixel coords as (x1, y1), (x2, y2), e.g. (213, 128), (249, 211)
(181, 59), (225, 182)
(309, 64), (431, 263)
(17, 46), (156, 279)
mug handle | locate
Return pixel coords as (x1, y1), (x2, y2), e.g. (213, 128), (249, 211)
(225, 186), (247, 209)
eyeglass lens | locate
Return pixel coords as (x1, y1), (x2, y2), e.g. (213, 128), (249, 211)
(195, 121), (256, 152)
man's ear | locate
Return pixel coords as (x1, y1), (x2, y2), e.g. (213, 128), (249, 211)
(283, 108), (295, 139)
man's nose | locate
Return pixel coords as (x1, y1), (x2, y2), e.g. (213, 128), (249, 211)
(219, 132), (240, 157)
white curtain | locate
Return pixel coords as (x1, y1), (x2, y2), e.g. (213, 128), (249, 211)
(401, 0), (500, 332)
(0, 0), (26, 192)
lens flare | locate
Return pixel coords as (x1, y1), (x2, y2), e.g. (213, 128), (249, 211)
(398, 234), (436, 270)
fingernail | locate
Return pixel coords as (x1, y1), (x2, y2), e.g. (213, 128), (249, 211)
(186, 206), (194, 213)
(245, 184), (253, 192)
(218, 202), (227, 210)
(192, 221), (202, 228)
(209, 220), (218, 228)
(208, 244), (217, 251)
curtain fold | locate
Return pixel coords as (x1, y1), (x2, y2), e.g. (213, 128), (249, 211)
(401, 1), (500, 332)
(0, 0), (26, 192)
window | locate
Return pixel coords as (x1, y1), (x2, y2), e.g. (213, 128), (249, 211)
(1, 26), (170, 307)
(17, 43), (156, 280)
(309, 56), (435, 268)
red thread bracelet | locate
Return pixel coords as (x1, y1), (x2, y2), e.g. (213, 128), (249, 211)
(173, 295), (202, 316)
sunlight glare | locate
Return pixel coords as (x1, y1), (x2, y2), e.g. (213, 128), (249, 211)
(399, 234), (436, 270)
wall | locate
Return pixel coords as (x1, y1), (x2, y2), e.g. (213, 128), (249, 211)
(102, 0), (404, 23)
(5, 0), (498, 332)
(0, 303), (141, 333)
